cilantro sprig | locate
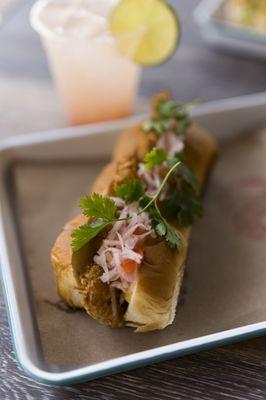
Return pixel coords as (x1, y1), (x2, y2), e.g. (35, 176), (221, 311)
(142, 119), (169, 135)
(72, 95), (203, 253)
(143, 98), (200, 136)
(71, 195), (119, 252)
(115, 161), (183, 250)
(142, 147), (202, 228)
(168, 153), (199, 192)
(71, 161), (182, 252)
(162, 184), (203, 227)
(115, 179), (145, 204)
(79, 193), (117, 220)
(143, 147), (199, 194)
(143, 147), (167, 170)
(71, 220), (110, 253)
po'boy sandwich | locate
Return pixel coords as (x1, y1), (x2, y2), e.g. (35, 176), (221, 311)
(51, 93), (217, 332)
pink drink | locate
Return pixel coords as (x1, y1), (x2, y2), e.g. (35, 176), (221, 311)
(30, 0), (140, 125)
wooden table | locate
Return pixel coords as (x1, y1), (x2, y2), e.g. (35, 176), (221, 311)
(0, 1), (265, 398)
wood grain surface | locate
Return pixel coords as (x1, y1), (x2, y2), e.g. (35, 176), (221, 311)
(1, 293), (265, 399)
(0, 0), (266, 398)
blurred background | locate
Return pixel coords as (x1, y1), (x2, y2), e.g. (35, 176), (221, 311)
(0, 0), (266, 133)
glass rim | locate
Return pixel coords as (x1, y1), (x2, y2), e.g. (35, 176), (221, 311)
(30, 0), (59, 40)
(29, 0), (115, 42)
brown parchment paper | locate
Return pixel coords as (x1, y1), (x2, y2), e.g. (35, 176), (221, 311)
(12, 129), (266, 366)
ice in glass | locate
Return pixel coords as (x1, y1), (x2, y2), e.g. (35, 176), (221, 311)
(30, 0), (141, 125)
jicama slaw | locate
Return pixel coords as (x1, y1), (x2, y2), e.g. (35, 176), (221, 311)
(94, 199), (154, 294)
(92, 119), (188, 300)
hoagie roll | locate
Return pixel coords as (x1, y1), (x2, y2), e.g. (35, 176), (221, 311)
(51, 93), (217, 332)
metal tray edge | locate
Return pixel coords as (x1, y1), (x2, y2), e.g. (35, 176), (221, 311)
(1, 93), (266, 385)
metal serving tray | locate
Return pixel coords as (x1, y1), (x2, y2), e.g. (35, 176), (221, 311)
(0, 93), (266, 385)
(194, 0), (266, 60)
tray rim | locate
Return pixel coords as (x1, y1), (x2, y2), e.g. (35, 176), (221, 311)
(194, 0), (266, 59)
(1, 92), (266, 386)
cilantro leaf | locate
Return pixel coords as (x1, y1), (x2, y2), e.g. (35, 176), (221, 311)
(71, 219), (110, 252)
(116, 179), (146, 204)
(175, 113), (191, 135)
(148, 206), (183, 250)
(142, 98), (198, 137)
(142, 119), (155, 132)
(79, 193), (117, 221)
(162, 184), (203, 227)
(142, 118), (169, 135)
(144, 147), (167, 170)
(168, 154), (199, 192)
(155, 220), (167, 236)
(160, 222), (183, 250)
(157, 99), (177, 118)
(144, 198), (182, 251)
(168, 153), (184, 169)
(178, 164), (199, 192)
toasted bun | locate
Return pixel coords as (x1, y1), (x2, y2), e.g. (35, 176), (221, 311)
(51, 116), (217, 331)
(51, 162), (125, 327)
(119, 125), (217, 331)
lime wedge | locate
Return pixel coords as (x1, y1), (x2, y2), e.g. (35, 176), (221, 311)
(109, 0), (180, 66)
